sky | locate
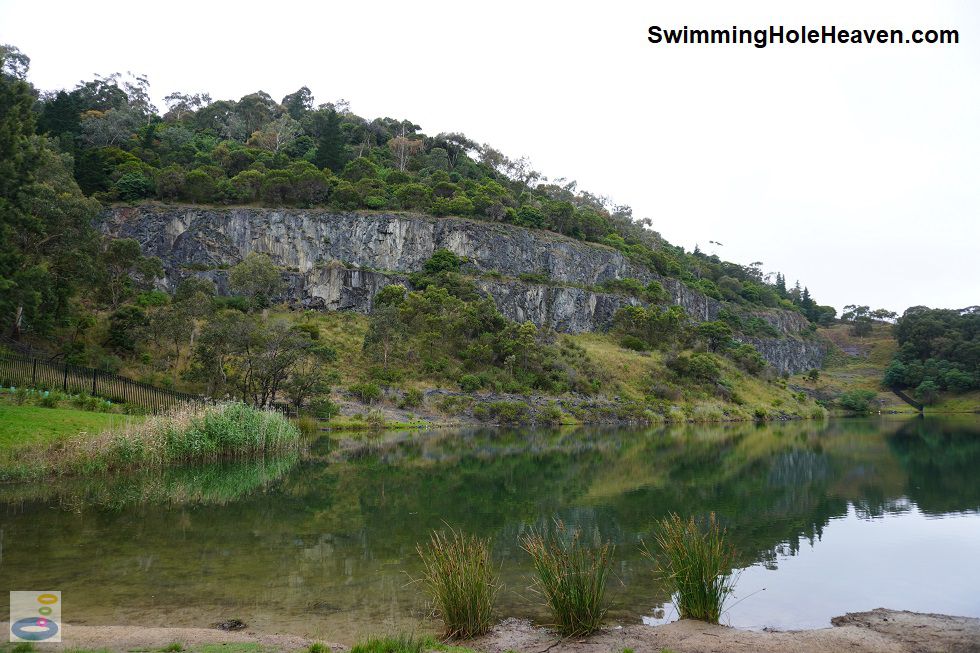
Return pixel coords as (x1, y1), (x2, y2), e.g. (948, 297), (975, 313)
(1, 0), (977, 314)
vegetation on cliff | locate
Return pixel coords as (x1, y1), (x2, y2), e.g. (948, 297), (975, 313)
(1, 43), (834, 344)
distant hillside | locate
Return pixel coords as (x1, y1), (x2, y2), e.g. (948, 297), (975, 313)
(24, 53), (834, 323)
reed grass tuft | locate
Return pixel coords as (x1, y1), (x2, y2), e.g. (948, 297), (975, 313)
(648, 512), (738, 624)
(417, 527), (498, 638)
(520, 520), (613, 636)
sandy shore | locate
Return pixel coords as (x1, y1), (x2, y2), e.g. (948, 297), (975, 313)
(4, 609), (978, 652)
(473, 609), (980, 653)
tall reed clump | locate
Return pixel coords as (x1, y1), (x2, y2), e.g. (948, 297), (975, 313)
(520, 520), (613, 636)
(417, 528), (498, 638)
(8, 402), (302, 478)
(649, 512), (738, 624)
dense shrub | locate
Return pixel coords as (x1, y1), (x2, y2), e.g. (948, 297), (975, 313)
(838, 389), (876, 412)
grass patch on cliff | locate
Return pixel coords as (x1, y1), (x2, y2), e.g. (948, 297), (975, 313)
(569, 332), (816, 421)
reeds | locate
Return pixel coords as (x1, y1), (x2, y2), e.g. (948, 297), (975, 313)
(649, 512), (738, 624)
(520, 520), (613, 636)
(1, 402), (301, 479)
(417, 528), (498, 638)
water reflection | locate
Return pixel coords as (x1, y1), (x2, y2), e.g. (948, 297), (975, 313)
(0, 416), (977, 640)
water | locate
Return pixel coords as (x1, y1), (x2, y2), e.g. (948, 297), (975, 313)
(0, 416), (977, 642)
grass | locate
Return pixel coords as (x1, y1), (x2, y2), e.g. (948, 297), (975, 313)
(648, 513), (738, 624)
(0, 402), (301, 480)
(349, 635), (430, 653)
(0, 402), (140, 450)
(417, 528), (499, 638)
(520, 520), (614, 636)
(349, 635), (480, 653)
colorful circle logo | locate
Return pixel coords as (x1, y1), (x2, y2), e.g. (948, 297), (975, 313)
(11, 616), (60, 641)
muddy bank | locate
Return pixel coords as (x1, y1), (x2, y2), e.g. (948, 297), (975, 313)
(6, 609), (977, 652)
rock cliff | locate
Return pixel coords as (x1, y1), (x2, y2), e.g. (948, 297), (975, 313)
(100, 206), (826, 372)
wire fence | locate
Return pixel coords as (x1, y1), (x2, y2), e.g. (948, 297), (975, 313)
(0, 353), (202, 412)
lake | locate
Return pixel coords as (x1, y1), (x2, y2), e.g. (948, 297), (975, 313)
(1, 416), (978, 643)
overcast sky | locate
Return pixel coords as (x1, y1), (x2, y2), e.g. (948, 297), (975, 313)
(2, 0), (977, 314)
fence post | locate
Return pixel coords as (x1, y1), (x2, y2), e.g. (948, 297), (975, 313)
(92, 367), (97, 396)
(63, 364), (68, 392)
(31, 358), (37, 386)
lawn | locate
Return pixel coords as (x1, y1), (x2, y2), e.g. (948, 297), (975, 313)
(0, 403), (140, 450)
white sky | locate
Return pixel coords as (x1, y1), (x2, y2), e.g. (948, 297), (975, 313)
(2, 0), (977, 314)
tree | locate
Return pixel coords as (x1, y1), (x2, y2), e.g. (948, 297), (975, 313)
(1, 51), (109, 338)
(281, 86), (313, 120)
(363, 284), (407, 369)
(234, 91), (277, 137)
(0, 44), (30, 80)
(190, 313), (313, 406)
(228, 252), (283, 308)
(285, 358), (331, 409)
(696, 321), (734, 352)
(432, 132), (477, 170)
(247, 114), (299, 153)
(102, 238), (164, 308)
(423, 249), (462, 274)
(388, 132), (424, 171)
(311, 108), (345, 172)
(163, 91), (212, 121)
(80, 108), (140, 147)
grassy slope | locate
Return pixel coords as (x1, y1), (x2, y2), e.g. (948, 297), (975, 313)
(0, 403), (140, 450)
(797, 323), (979, 414)
(30, 308), (823, 425)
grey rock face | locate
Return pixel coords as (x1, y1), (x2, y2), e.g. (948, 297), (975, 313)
(100, 206), (825, 372)
(741, 337), (828, 375)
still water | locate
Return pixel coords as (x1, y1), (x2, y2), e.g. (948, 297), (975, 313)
(0, 416), (978, 642)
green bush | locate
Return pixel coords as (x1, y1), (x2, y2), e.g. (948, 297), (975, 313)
(620, 335), (648, 352)
(399, 388), (424, 408)
(730, 344), (766, 375)
(473, 400), (528, 424)
(310, 397), (340, 420)
(459, 374), (482, 392)
(838, 389), (876, 412)
(38, 392), (59, 408)
(349, 382), (382, 404)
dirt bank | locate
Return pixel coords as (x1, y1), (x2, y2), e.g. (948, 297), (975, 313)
(472, 609), (980, 653)
(4, 609), (977, 652)
(0, 622), (339, 651)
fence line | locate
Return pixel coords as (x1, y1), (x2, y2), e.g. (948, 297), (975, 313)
(0, 353), (202, 412)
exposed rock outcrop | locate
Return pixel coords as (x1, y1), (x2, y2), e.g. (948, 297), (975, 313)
(100, 205), (826, 372)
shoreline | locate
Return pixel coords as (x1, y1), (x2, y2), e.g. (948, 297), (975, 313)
(5, 609), (977, 652)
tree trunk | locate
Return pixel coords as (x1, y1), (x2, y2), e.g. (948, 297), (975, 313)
(11, 305), (24, 340)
